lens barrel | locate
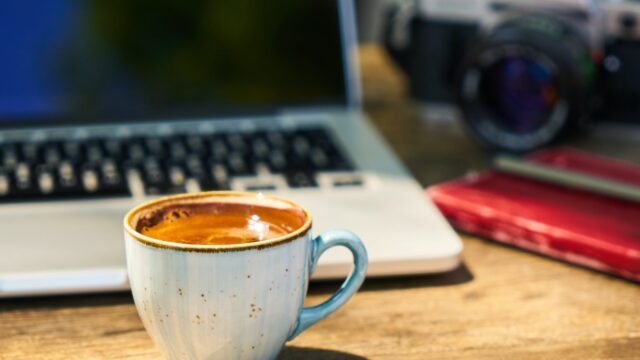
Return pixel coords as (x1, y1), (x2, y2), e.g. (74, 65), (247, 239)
(457, 16), (595, 152)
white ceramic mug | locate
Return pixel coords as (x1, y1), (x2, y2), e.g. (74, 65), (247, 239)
(124, 192), (368, 360)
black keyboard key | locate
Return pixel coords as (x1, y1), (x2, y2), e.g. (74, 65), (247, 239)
(200, 178), (230, 191)
(62, 141), (84, 163)
(209, 138), (228, 161)
(286, 171), (318, 188)
(285, 133), (318, 170)
(287, 152), (314, 171)
(142, 158), (167, 193)
(144, 138), (166, 157)
(210, 162), (229, 183)
(100, 159), (124, 189)
(310, 147), (330, 169)
(185, 155), (206, 179)
(57, 161), (82, 193)
(86, 143), (104, 164)
(167, 165), (187, 187)
(81, 167), (100, 193)
(250, 138), (270, 160)
(1, 144), (19, 169)
(99, 172), (129, 195)
(36, 167), (56, 194)
(185, 135), (206, 155)
(43, 143), (62, 165)
(267, 150), (287, 173)
(103, 139), (124, 159)
(333, 177), (364, 187)
(199, 178), (229, 191)
(127, 141), (146, 162)
(14, 163), (35, 193)
(291, 136), (311, 157)
(245, 184), (277, 192)
(169, 141), (188, 160)
(21, 143), (41, 163)
(265, 131), (286, 149)
(0, 171), (9, 197)
(226, 152), (253, 176)
(225, 133), (246, 152)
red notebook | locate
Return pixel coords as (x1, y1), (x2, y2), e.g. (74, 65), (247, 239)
(428, 148), (640, 282)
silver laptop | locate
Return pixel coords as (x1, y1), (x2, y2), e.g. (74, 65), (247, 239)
(0, 0), (461, 297)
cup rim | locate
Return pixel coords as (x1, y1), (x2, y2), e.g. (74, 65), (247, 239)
(124, 191), (312, 252)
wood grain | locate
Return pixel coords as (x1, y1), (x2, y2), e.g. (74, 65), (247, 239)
(1, 46), (639, 359)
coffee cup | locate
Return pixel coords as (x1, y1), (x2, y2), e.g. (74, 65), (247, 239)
(124, 191), (368, 359)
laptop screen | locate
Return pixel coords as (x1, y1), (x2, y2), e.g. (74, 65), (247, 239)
(0, 0), (347, 127)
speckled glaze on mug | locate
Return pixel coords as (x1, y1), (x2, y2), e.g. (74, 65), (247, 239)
(124, 192), (368, 360)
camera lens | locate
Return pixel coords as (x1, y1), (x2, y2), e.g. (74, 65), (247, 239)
(457, 16), (595, 152)
(480, 57), (558, 134)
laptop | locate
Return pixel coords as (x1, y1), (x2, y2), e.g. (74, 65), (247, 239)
(0, 0), (462, 297)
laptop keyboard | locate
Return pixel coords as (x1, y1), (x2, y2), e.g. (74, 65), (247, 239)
(0, 127), (355, 202)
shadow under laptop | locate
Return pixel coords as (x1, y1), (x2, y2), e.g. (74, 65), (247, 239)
(0, 264), (474, 310)
(0, 292), (134, 311)
(307, 262), (473, 295)
(279, 346), (366, 360)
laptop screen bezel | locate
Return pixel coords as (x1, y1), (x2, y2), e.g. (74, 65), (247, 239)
(0, 0), (361, 130)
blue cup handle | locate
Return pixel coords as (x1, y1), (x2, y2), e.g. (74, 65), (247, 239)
(288, 229), (368, 339)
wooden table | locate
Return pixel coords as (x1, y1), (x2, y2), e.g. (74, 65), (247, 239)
(1, 46), (639, 359)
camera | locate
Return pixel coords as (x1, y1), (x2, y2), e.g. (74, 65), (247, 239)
(384, 0), (640, 152)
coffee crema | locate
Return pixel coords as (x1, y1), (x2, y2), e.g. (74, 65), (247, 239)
(136, 202), (305, 245)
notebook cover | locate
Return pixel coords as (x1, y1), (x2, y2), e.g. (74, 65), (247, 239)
(427, 147), (640, 282)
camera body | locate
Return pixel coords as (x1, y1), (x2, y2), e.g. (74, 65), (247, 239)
(385, 0), (640, 151)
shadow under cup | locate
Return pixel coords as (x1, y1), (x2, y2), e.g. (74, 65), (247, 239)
(123, 192), (367, 360)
